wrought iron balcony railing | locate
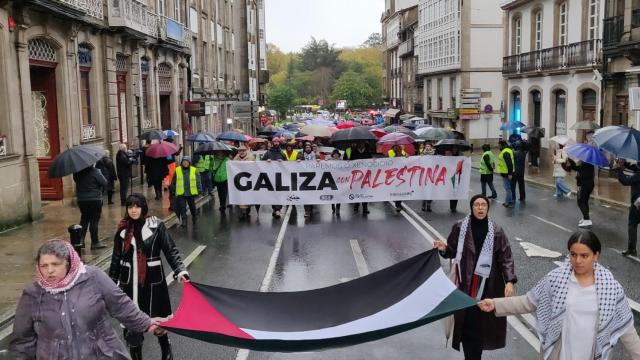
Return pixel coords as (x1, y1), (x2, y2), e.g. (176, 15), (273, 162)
(108, 0), (158, 37)
(398, 38), (414, 57)
(56, 0), (104, 20)
(603, 15), (624, 47)
(158, 15), (192, 49)
(502, 39), (601, 76)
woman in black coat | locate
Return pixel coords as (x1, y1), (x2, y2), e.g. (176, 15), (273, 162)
(96, 154), (117, 204)
(109, 194), (189, 360)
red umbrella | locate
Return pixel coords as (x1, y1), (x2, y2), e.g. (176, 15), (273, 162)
(370, 128), (387, 139)
(336, 122), (356, 129)
(244, 134), (253, 141)
(146, 141), (178, 158)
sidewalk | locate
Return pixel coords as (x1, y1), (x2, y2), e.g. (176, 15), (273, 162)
(0, 181), (211, 327)
(469, 151), (630, 208)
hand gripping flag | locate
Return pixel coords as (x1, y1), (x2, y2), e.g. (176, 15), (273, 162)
(160, 250), (475, 352)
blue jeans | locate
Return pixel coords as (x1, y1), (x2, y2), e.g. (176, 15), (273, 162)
(502, 176), (513, 204)
(554, 177), (571, 198)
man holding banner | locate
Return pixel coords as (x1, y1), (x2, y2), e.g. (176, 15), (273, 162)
(261, 138), (287, 218)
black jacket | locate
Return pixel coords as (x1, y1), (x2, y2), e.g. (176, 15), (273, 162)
(513, 148), (528, 177)
(569, 160), (595, 186)
(73, 167), (107, 202)
(96, 156), (117, 190)
(144, 156), (170, 182)
(262, 147), (286, 161)
(116, 149), (133, 180)
(618, 165), (640, 204)
(109, 216), (186, 317)
(347, 148), (373, 160)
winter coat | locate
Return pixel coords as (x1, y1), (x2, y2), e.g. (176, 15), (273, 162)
(109, 216), (186, 318)
(96, 156), (117, 191)
(617, 166), (640, 204)
(144, 156), (170, 182)
(439, 220), (517, 351)
(552, 150), (568, 178)
(10, 266), (151, 360)
(348, 148), (373, 160)
(261, 147), (286, 161)
(116, 150), (133, 181)
(73, 167), (107, 202)
(569, 160), (595, 187)
(212, 157), (229, 183)
(513, 148), (528, 177)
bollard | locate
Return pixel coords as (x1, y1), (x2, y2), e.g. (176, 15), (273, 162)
(68, 224), (83, 255)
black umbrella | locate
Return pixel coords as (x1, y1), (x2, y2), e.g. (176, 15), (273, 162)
(415, 128), (455, 142)
(186, 131), (217, 143)
(434, 139), (472, 152)
(525, 127), (545, 138)
(194, 141), (234, 154)
(48, 145), (106, 178)
(330, 127), (377, 149)
(257, 125), (279, 136)
(138, 130), (165, 141)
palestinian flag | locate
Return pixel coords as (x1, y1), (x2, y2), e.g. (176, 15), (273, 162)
(161, 250), (475, 352)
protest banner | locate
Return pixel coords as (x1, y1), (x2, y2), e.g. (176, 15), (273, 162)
(227, 156), (471, 205)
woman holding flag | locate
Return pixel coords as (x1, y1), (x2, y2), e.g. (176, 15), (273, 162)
(433, 194), (517, 359)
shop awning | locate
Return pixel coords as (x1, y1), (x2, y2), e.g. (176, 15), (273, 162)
(384, 109), (401, 117)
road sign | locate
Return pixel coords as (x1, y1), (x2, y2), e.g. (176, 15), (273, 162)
(484, 104), (493, 113)
(460, 114), (481, 120)
(460, 108), (480, 114)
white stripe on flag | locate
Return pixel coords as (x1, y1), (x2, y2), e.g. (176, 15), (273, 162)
(240, 268), (456, 340)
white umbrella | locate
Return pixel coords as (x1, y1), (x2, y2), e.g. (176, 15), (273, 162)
(549, 135), (574, 146)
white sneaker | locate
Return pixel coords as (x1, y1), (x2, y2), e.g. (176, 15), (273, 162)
(565, 191), (572, 198)
(578, 219), (592, 227)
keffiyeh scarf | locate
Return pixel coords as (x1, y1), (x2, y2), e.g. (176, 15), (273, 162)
(455, 215), (495, 300)
(527, 260), (633, 360)
(36, 241), (86, 294)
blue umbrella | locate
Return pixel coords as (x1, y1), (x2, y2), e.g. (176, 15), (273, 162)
(163, 129), (180, 138)
(593, 126), (640, 161)
(217, 131), (247, 142)
(565, 143), (609, 167)
(186, 131), (216, 142)
(499, 120), (526, 131)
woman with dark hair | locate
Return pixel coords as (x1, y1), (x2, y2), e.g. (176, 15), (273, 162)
(433, 194), (517, 359)
(479, 230), (640, 359)
(11, 239), (164, 359)
(109, 194), (189, 360)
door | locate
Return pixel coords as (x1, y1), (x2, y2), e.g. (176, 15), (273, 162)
(117, 73), (128, 143)
(160, 95), (171, 130)
(31, 66), (63, 200)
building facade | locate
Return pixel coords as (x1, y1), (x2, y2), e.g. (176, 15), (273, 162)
(0, 0), (263, 226)
(398, 6), (421, 116)
(502, 0), (603, 148)
(416, 0), (504, 144)
(602, 0), (640, 128)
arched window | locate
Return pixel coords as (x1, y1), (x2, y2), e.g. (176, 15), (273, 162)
(140, 57), (152, 129)
(78, 43), (94, 141)
(555, 89), (567, 135)
(581, 89), (597, 122)
(531, 90), (542, 127)
(511, 90), (521, 122)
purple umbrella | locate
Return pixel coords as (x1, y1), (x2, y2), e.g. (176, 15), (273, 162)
(146, 141), (178, 158)
(565, 143), (609, 167)
(378, 132), (415, 146)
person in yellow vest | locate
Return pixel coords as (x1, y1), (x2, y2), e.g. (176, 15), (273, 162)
(388, 144), (407, 212)
(283, 142), (299, 161)
(497, 140), (515, 208)
(194, 151), (213, 196)
(170, 156), (202, 227)
(480, 144), (498, 199)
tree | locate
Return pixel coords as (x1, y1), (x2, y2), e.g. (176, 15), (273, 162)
(361, 33), (383, 48)
(267, 85), (296, 117)
(267, 44), (289, 75)
(331, 71), (375, 109)
(300, 37), (342, 73)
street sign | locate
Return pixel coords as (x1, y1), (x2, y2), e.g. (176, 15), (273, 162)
(460, 108), (480, 114)
(460, 114), (481, 120)
(447, 108), (458, 118)
(484, 104), (493, 113)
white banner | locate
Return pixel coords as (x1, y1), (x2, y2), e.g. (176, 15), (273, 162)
(227, 156), (472, 205)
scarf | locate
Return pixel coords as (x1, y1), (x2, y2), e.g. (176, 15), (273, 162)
(36, 241), (86, 294)
(118, 217), (147, 285)
(527, 260), (633, 360)
(455, 215), (495, 300)
(303, 151), (316, 161)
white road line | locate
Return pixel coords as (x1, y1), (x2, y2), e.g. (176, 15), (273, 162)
(236, 206), (293, 360)
(530, 215), (573, 233)
(521, 313), (537, 330)
(350, 239), (370, 276)
(389, 201), (435, 245)
(507, 316), (541, 351)
(519, 242), (562, 258)
(399, 202), (447, 242)
(609, 248), (640, 265)
(165, 245), (207, 285)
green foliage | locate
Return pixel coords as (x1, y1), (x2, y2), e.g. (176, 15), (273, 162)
(267, 85), (296, 117)
(361, 33), (383, 48)
(331, 71), (376, 109)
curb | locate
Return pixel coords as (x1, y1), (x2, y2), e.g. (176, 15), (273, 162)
(470, 164), (628, 210)
(0, 194), (212, 340)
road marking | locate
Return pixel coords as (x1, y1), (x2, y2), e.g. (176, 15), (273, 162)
(609, 248), (640, 265)
(166, 245), (207, 285)
(553, 261), (565, 267)
(530, 215), (572, 233)
(519, 242), (562, 258)
(236, 206), (293, 360)
(350, 240), (370, 276)
(515, 237), (523, 242)
(389, 202), (435, 245)
(507, 316), (540, 351)
(398, 202), (447, 241)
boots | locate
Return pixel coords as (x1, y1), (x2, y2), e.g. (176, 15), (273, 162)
(159, 335), (174, 360)
(128, 346), (143, 360)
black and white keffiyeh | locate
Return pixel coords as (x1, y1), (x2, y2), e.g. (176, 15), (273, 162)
(527, 260), (633, 360)
(455, 215), (495, 300)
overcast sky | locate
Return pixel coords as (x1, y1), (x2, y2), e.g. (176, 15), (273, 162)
(265, 0), (385, 53)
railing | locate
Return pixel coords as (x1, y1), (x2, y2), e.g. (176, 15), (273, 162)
(158, 16), (192, 49)
(502, 39), (601, 75)
(398, 38), (414, 57)
(81, 124), (97, 141)
(56, 0), (104, 19)
(603, 15), (624, 47)
(108, 0), (159, 37)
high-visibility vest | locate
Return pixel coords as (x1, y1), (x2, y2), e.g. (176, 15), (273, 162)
(196, 155), (210, 173)
(479, 150), (496, 175)
(283, 150), (298, 161)
(345, 147), (352, 160)
(497, 148), (515, 175)
(175, 167), (198, 196)
(388, 149), (406, 158)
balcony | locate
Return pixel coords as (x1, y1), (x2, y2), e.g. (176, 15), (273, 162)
(398, 38), (414, 57)
(603, 15), (624, 47)
(32, 0), (103, 20)
(108, 0), (158, 38)
(502, 39), (601, 76)
(158, 16), (192, 50)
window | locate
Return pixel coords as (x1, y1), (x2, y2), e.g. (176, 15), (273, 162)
(531, 90), (541, 127)
(426, 79), (432, 110)
(511, 90), (521, 123)
(141, 58), (151, 128)
(80, 71), (91, 126)
(449, 77), (456, 108)
(559, 2), (568, 46)
(175, 0), (182, 23)
(555, 89), (567, 135)
(190, 7), (198, 33)
(514, 17), (522, 54)
(437, 78), (443, 110)
(78, 44), (94, 140)
(157, 0), (166, 16)
(534, 11), (542, 50)
(588, 0), (599, 40)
